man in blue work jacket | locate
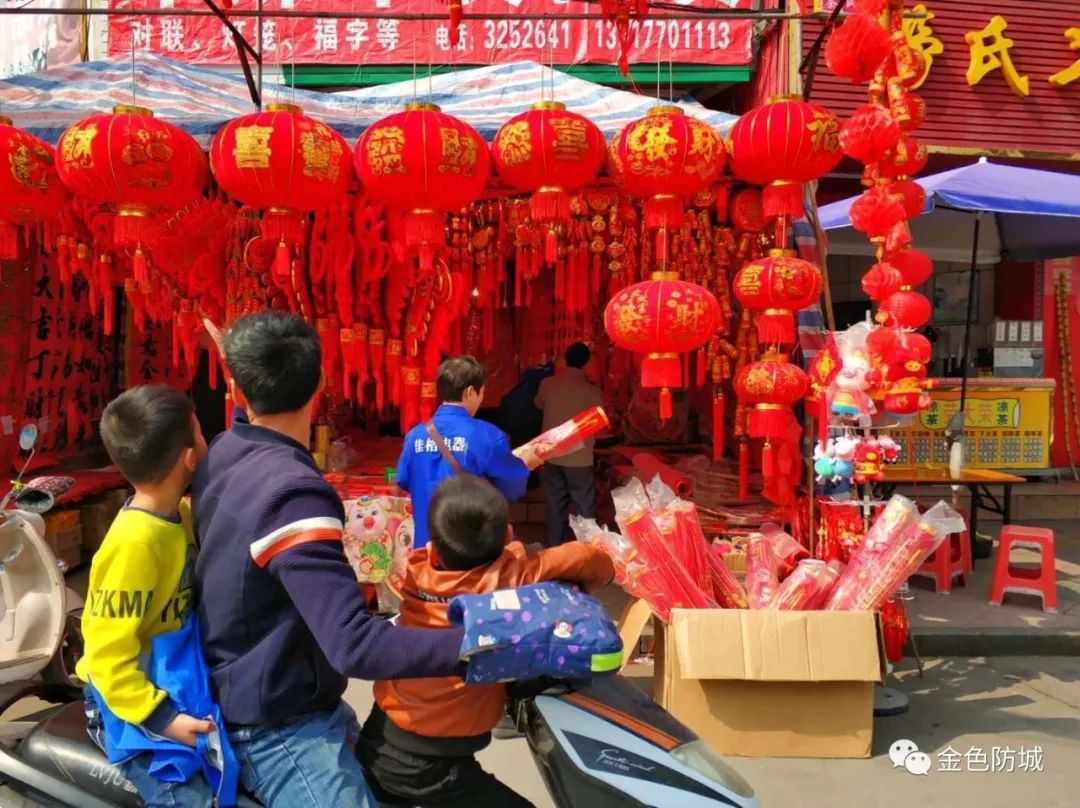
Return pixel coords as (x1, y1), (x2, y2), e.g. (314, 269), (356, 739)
(397, 356), (537, 549)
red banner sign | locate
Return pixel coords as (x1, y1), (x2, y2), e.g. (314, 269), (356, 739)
(106, 0), (754, 67)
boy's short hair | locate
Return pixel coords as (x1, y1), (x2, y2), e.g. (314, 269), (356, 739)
(429, 475), (509, 571)
(224, 311), (322, 416)
(100, 386), (195, 485)
(436, 356), (486, 403)
(565, 342), (591, 369)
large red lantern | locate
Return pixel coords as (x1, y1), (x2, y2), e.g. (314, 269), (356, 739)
(355, 103), (490, 272)
(825, 12), (891, 84)
(727, 96), (843, 220)
(211, 103), (351, 272)
(604, 272), (721, 419)
(608, 106), (724, 238)
(886, 245), (933, 287)
(878, 288), (932, 329)
(734, 353), (809, 440)
(0, 118), (66, 259)
(732, 249), (822, 346)
(493, 102), (606, 223)
(57, 106), (206, 261)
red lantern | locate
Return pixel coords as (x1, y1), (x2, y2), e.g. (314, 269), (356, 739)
(887, 179), (926, 220)
(604, 273), (721, 419)
(850, 185), (907, 241)
(0, 118), (65, 259)
(493, 102), (605, 223)
(861, 261), (903, 301)
(839, 104), (901, 164)
(730, 188), (765, 234)
(878, 135), (928, 179)
(57, 105), (206, 262)
(608, 106), (725, 235)
(356, 103), (490, 272)
(825, 13), (891, 84)
(733, 250), (822, 346)
(728, 96), (843, 220)
(734, 354), (809, 440)
(878, 289), (932, 328)
(886, 246), (933, 287)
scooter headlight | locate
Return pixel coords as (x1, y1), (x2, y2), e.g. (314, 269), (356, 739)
(670, 741), (755, 800)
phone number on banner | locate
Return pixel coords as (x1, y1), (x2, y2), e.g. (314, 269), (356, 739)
(477, 19), (735, 53)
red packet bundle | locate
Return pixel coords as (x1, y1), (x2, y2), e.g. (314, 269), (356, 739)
(759, 522), (810, 577)
(745, 534), (781, 609)
(514, 406), (609, 469)
(827, 498), (963, 611)
(770, 559), (839, 610)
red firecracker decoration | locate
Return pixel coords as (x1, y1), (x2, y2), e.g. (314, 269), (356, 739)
(878, 288), (933, 329)
(56, 105), (207, 275)
(211, 103), (351, 282)
(355, 103), (490, 273)
(839, 104), (902, 164)
(604, 272), (721, 420)
(825, 13), (891, 84)
(0, 117), (66, 259)
(608, 106), (724, 259)
(728, 96), (843, 220)
(732, 249), (822, 346)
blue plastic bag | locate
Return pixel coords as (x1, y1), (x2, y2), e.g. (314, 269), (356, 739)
(448, 582), (623, 685)
(88, 617), (239, 806)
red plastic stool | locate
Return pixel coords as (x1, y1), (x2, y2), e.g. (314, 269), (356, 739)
(989, 526), (1058, 613)
(913, 515), (972, 595)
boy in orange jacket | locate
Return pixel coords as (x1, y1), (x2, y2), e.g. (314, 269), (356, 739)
(358, 474), (614, 808)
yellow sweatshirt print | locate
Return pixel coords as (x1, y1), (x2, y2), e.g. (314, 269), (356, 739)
(76, 500), (196, 726)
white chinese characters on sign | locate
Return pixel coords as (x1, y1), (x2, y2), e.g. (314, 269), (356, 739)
(894, 740), (1045, 775)
(413, 437), (469, 454)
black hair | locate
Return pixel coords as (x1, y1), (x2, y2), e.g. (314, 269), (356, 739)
(436, 356), (486, 403)
(429, 474), (509, 571)
(100, 385), (195, 485)
(565, 342), (591, 369)
(224, 311), (322, 416)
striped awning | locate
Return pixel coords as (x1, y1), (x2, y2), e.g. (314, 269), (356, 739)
(0, 55), (737, 146)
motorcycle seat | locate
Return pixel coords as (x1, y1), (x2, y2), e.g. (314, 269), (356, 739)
(18, 701), (143, 807)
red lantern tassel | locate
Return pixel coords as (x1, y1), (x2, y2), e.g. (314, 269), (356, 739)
(274, 241), (292, 287)
(405, 210), (445, 274)
(448, 1), (463, 44)
(0, 222), (18, 260)
(755, 310), (797, 347)
(132, 247), (148, 284)
(738, 439), (750, 501)
(761, 440), (776, 479)
(531, 187), (569, 223)
(749, 405), (791, 441)
(763, 181), (804, 220)
(712, 391), (725, 462)
(545, 228), (559, 266)
(643, 195), (684, 231)
(640, 353), (681, 389)
(659, 388), (673, 422)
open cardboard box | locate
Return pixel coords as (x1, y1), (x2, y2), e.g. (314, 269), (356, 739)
(618, 601), (885, 759)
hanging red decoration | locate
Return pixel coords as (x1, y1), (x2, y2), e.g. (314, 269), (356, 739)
(887, 179), (926, 220)
(356, 103), (490, 273)
(861, 261), (904, 301)
(211, 103), (351, 281)
(0, 118), (66, 260)
(603, 272), (721, 420)
(850, 185), (907, 241)
(57, 105), (207, 273)
(825, 13), (892, 84)
(492, 102), (605, 262)
(878, 289), (932, 329)
(730, 188), (765, 234)
(608, 106), (724, 256)
(734, 353), (809, 441)
(878, 135), (928, 179)
(727, 96), (843, 220)
(895, 93), (927, 132)
(732, 250), (822, 346)
(839, 104), (902, 164)
(886, 245), (933, 287)
(600, 1), (650, 77)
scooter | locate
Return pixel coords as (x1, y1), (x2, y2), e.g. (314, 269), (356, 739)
(0, 430), (757, 808)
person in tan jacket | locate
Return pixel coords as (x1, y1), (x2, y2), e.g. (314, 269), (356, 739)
(358, 474), (614, 808)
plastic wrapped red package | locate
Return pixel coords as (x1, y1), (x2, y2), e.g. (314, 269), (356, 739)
(745, 534), (781, 609)
(770, 559), (839, 610)
(827, 498), (964, 611)
(513, 406), (609, 469)
(759, 522), (809, 577)
(647, 477), (712, 594)
(704, 547), (749, 609)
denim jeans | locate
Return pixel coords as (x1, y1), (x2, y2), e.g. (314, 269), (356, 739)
(229, 701), (377, 808)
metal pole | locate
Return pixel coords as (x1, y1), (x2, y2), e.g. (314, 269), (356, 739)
(958, 211), (982, 413)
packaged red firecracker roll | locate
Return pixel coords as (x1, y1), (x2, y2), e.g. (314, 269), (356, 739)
(513, 405), (609, 470)
(745, 533), (781, 609)
(881, 594), (909, 663)
(759, 522), (810, 576)
(647, 476), (711, 594)
(827, 498), (964, 611)
(770, 559), (839, 611)
(704, 547), (750, 609)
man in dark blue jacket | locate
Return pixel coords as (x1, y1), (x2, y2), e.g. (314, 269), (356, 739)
(397, 356), (535, 549)
(195, 312), (463, 808)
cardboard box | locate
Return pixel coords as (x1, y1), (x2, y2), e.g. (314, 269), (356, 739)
(653, 609), (885, 759)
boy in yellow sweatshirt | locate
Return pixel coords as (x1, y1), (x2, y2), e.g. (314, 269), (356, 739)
(76, 385), (211, 806)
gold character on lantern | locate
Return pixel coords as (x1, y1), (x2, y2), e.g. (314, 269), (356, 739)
(439, 128), (478, 176)
(60, 124), (97, 170)
(495, 121), (532, 168)
(8, 143), (37, 188)
(805, 112), (840, 154)
(233, 124), (274, 169)
(686, 124), (722, 177)
(365, 126), (407, 176)
(735, 264), (764, 296)
(300, 127), (344, 182)
(903, 4), (944, 90)
(551, 118), (588, 161)
(668, 296), (708, 337)
(626, 120), (677, 175)
(1049, 28), (1080, 87)
(966, 15), (1030, 97)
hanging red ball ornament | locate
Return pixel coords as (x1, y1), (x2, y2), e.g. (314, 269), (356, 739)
(850, 185), (907, 241)
(728, 96), (843, 220)
(608, 105), (725, 235)
(733, 353), (809, 440)
(887, 179), (926, 220)
(825, 13), (892, 84)
(878, 135), (928, 179)
(730, 187), (765, 234)
(356, 103), (490, 273)
(839, 104), (902, 163)
(604, 272), (721, 420)
(732, 249), (822, 346)
(878, 288), (932, 329)
(0, 117), (66, 259)
(886, 245), (933, 287)
(861, 260), (904, 301)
